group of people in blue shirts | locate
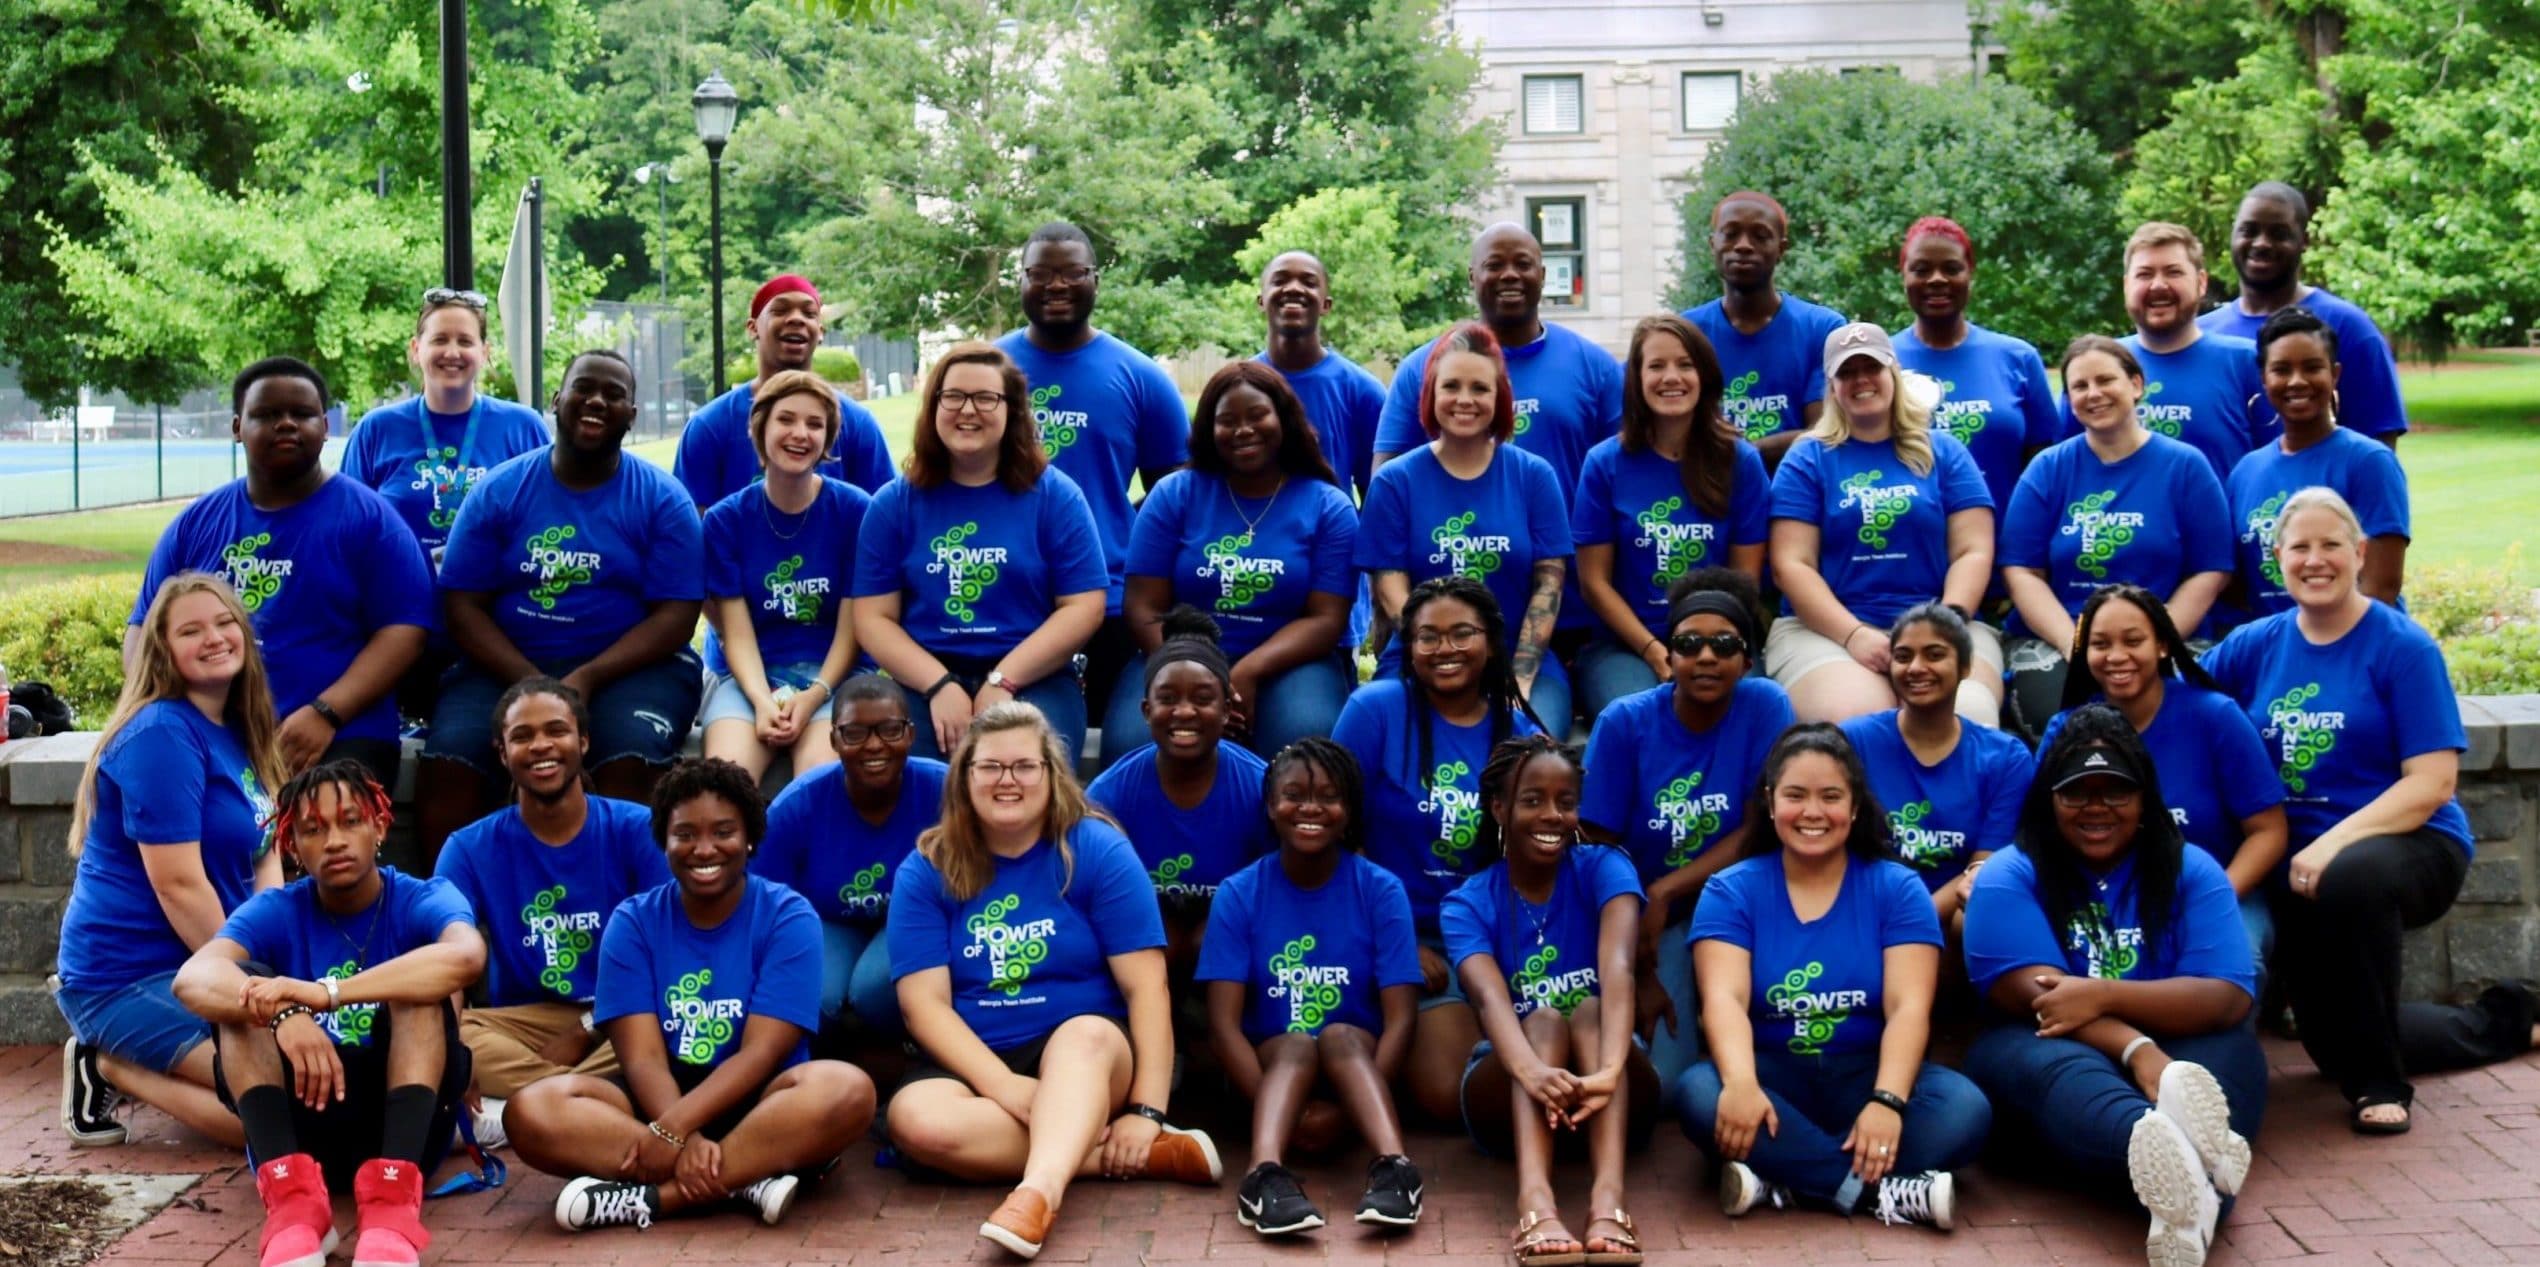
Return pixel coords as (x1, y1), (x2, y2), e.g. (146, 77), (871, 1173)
(44, 187), (2536, 1267)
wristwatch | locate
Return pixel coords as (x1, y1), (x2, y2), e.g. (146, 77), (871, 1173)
(322, 975), (342, 1011)
(579, 1009), (597, 1035)
(1868, 1089), (1909, 1115)
(1124, 1102), (1168, 1125)
(986, 669), (1019, 695)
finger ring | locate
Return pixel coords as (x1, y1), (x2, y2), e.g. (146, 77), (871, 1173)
(1876, 1145), (1889, 1155)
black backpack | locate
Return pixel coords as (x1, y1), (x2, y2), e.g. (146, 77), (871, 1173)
(8, 681), (74, 738)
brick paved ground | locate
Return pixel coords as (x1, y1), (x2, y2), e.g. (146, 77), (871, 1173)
(6, 1039), (2536, 1267)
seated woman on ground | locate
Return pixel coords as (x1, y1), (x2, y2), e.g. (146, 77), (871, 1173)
(56, 573), (286, 1152)
(885, 702), (1222, 1262)
(172, 760), (486, 1267)
(1086, 609), (1270, 981)
(700, 369), (873, 781)
(1837, 603), (2034, 938)
(505, 758), (878, 1234)
(756, 674), (949, 1047)
(1677, 724), (1987, 1233)
(1199, 738), (1427, 1238)
(1960, 707), (2261, 1267)
(1445, 736), (1656, 1267)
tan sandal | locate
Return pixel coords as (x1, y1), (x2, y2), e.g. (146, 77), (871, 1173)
(1583, 1210), (1643, 1266)
(1512, 1210), (1586, 1266)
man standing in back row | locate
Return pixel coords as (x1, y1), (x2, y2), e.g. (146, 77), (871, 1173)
(2196, 181), (2409, 447)
(2061, 223), (2267, 484)
(1683, 191), (1849, 466)
(674, 273), (897, 508)
(1257, 250), (1384, 501)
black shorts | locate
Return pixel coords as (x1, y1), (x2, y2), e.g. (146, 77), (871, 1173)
(899, 1013), (1129, 1094)
(667, 1058), (780, 1141)
(214, 998), (470, 1193)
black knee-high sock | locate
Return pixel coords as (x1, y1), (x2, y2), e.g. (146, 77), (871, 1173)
(237, 1085), (299, 1166)
(380, 1084), (438, 1164)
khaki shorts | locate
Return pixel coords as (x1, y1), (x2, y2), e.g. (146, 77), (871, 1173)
(1764, 616), (2004, 688)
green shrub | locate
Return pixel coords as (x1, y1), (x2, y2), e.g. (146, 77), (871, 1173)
(0, 574), (139, 724)
(811, 345), (863, 385)
(2445, 624), (2540, 697)
(2411, 547), (2539, 695)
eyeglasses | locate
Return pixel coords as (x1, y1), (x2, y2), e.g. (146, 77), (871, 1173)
(1408, 624), (1488, 653)
(423, 287), (490, 311)
(971, 758), (1047, 785)
(835, 719), (912, 745)
(939, 389), (1008, 414)
(1670, 631), (1747, 659)
(1023, 267), (1097, 287)
(2053, 785), (2141, 809)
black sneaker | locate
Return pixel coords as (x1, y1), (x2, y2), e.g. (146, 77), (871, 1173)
(1235, 1162), (1324, 1236)
(554, 1177), (658, 1232)
(1354, 1154), (1423, 1227)
(60, 1039), (126, 1147)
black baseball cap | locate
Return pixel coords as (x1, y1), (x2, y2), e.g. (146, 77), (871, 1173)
(2049, 743), (2146, 791)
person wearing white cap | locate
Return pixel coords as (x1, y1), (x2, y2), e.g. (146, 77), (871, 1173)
(1765, 323), (2002, 726)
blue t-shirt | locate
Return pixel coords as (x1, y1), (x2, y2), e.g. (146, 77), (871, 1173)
(133, 477), (435, 742)
(1768, 432), (1994, 626)
(1125, 470), (1357, 661)
(2200, 603), (2473, 854)
(759, 758), (950, 925)
(671, 381), (895, 509)
(849, 470), (1110, 661)
(1085, 741), (1271, 901)
(1356, 443), (1571, 661)
(1692, 853), (1941, 1057)
(2060, 334), (2268, 483)
(2040, 685), (2284, 869)
(996, 331), (1192, 612)
(1684, 294), (1850, 441)
(1999, 433), (2233, 622)
(594, 877), (823, 1069)
(56, 701), (273, 993)
(1260, 349), (1385, 499)
(887, 818), (1168, 1052)
(1837, 711), (2033, 890)
(1331, 679), (1542, 930)
(701, 478), (872, 673)
(1372, 325), (1623, 477)
(340, 395), (552, 562)
(1962, 846), (2255, 999)
(1570, 437), (1772, 634)
(216, 868), (473, 1048)
(1890, 323), (2063, 513)
(432, 796), (671, 1007)
(1440, 846), (1643, 1018)
(437, 450), (705, 663)
(2223, 428), (2411, 620)
(2198, 287), (2408, 438)
(1580, 678), (1794, 881)
(1196, 852), (1424, 1042)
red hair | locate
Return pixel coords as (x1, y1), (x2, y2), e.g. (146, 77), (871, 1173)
(1416, 322), (1518, 443)
(1900, 216), (1975, 269)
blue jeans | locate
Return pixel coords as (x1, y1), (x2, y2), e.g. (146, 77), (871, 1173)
(900, 659), (1086, 765)
(820, 920), (902, 1039)
(1573, 635), (1661, 727)
(1962, 1023), (2266, 1198)
(1676, 1047), (1991, 1210)
(1649, 911), (1701, 1107)
(2240, 888), (2274, 1003)
(1098, 652), (1353, 767)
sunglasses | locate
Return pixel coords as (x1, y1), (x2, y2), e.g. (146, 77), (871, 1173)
(423, 287), (491, 311)
(1669, 631), (1748, 659)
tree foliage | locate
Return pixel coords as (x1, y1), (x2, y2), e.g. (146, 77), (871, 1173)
(1671, 71), (2121, 355)
(2120, 40), (2338, 290)
(1994, 0), (2262, 161)
(1206, 186), (1429, 364)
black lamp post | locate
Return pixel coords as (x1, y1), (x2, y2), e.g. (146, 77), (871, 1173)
(692, 71), (740, 396)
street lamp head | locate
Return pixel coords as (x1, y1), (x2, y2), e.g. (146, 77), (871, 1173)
(633, 162), (680, 186)
(692, 71), (741, 156)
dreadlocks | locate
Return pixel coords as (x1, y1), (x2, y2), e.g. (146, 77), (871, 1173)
(266, 758), (396, 848)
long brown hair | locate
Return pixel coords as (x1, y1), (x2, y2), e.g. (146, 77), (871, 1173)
(1621, 313), (1736, 519)
(906, 341), (1046, 492)
(917, 701), (1112, 902)
(69, 573), (284, 856)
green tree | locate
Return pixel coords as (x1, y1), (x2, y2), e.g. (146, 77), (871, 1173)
(1210, 187), (1426, 365)
(1671, 71), (2121, 355)
(2120, 40), (2338, 290)
(1994, 0), (2263, 161)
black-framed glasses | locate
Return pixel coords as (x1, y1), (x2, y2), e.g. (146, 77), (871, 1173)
(423, 286), (490, 311)
(1407, 624), (1488, 653)
(939, 389), (1008, 414)
(1023, 267), (1097, 287)
(1670, 631), (1748, 659)
(835, 719), (912, 745)
(2052, 785), (2141, 810)
(971, 758), (1047, 785)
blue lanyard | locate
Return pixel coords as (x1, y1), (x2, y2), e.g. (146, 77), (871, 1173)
(415, 397), (486, 530)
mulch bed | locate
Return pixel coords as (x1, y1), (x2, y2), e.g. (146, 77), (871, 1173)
(0, 1178), (117, 1267)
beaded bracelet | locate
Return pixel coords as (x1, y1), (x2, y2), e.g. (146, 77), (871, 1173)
(648, 1121), (686, 1150)
(268, 1004), (315, 1032)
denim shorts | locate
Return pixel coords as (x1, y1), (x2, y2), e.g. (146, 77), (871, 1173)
(54, 970), (212, 1073)
(1416, 930), (1468, 1012)
(424, 648), (705, 774)
(701, 663), (838, 728)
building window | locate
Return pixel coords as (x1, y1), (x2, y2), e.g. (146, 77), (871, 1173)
(1527, 197), (1586, 307)
(1682, 71), (1741, 132)
(1840, 64), (1902, 78)
(1522, 75), (1584, 135)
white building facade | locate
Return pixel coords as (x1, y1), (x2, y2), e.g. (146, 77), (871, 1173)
(1450, 0), (1990, 352)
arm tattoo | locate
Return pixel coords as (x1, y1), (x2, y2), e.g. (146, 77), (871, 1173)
(1511, 560), (1564, 678)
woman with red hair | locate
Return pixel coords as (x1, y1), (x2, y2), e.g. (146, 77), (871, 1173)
(1888, 217), (2061, 519)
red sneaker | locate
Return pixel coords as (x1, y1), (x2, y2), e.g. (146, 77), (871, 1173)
(351, 1157), (430, 1267)
(252, 1154), (336, 1267)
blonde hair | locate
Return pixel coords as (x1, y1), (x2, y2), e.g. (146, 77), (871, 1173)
(747, 369), (842, 471)
(69, 573), (284, 857)
(2125, 221), (2207, 273)
(2277, 485), (2366, 547)
(916, 700), (1110, 902)
(1805, 364), (1940, 478)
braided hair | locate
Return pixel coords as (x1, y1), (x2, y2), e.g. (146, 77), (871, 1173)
(2017, 705), (2185, 966)
(266, 759), (395, 856)
(1401, 576), (1546, 803)
(1263, 737), (1367, 855)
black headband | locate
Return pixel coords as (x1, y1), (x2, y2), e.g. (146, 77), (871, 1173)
(1665, 590), (1759, 650)
(1145, 635), (1232, 694)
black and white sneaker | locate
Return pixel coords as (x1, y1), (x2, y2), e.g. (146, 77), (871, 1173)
(734, 1174), (799, 1226)
(1719, 1161), (1791, 1217)
(554, 1177), (658, 1232)
(60, 1039), (126, 1147)
(1235, 1162), (1325, 1236)
(1867, 1171), (1954, 1230)
(1354, 1154), (1423, 1227)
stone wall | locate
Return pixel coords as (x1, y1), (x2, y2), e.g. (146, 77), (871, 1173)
(5, 699), (2538, 1044)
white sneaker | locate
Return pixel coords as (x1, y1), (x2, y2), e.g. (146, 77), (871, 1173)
(1870, 1171), (1954, 1231)
(2156, 1061), (2248, 1196)
(2129, 1110), (2218, 1267)
(470, 1097), (508, 1152)
(1719, 1161), (1791, 1217)
(735, 1174), (800, 1226)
